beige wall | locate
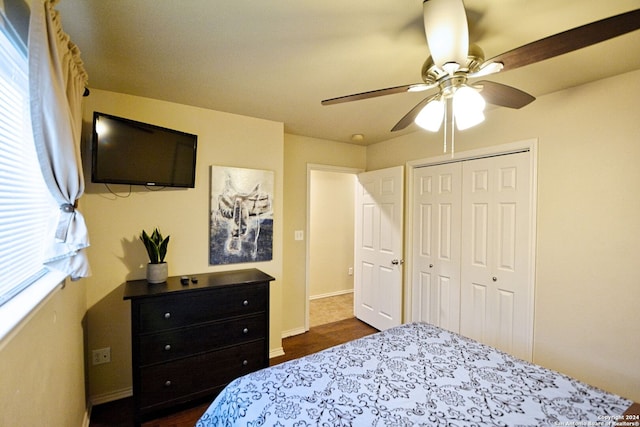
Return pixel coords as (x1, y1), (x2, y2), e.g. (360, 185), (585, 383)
(367, 69), (640, 403)
(282, 135), (366, 335)
(309, 170), (356, 298)
(80, 89), (284, 401)
(0, 283), (87, 427)
(2, 69), (636, 424)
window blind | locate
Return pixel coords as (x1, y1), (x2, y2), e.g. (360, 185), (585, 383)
(0, 15), (56, 307)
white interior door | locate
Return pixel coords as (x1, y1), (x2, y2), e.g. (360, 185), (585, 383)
(411, 163), (462, 333)
(355, 166), (404, 330)
(460, 151), (533, 360)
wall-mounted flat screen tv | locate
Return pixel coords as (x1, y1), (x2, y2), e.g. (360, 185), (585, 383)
(91, 112), (198, 188)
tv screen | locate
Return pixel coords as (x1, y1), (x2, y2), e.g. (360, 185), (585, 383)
(91, 112), (198, 188)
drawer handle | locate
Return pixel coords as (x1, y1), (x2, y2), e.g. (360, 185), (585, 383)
(242, 300), (249, 306)
(242, 360), (248, 366)
(243, 328), (249, 334)
(164, 312), (171, 319)
(164, 380), (172, 387)
(164, 344), (171, 351)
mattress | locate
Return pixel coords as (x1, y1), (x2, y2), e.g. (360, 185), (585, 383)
(196, 322), (632, 426)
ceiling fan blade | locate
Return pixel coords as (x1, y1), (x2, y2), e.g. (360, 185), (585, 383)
(321, 83), (432, 106)
(476, 81), (535, 109)
(489, 8), (640, 72)
(391, 94), (438, 132)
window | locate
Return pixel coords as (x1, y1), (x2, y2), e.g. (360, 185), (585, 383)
(0, 10), (61, 329)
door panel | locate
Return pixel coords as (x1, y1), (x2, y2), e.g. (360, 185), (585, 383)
(411, 163), (461, 333)
(460, 151), (532, 360)
(498, 202), (517, 270)
(355, 166), (404, 331)
(360, 262), (375, 312)
(378, 265), (396, 321)
(471, 203), (489, 267)
(380, 203), (395, 252)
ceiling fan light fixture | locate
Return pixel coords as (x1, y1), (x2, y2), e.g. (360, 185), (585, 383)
(423, 0), (469, 70)
(453, 86), (486, 130)
(414, 97), (444, 132)
(455, 110), (485, 130)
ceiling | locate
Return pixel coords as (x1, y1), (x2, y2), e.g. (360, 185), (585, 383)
(56, 0), (640, 145)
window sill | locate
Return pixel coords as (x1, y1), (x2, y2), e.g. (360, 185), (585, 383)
(0, 269), (68, 348)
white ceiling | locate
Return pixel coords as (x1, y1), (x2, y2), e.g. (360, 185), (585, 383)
(56, 0), (640, 145)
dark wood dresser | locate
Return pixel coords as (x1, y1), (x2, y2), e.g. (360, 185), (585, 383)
(123, 268), (274, 425)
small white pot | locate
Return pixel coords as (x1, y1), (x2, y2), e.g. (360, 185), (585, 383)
(147, 262), (168, 284)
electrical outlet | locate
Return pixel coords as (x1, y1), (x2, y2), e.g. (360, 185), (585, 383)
(348, 267), (353, 276)
(92, 347), (111, 365)
(294, 230), (304, 241)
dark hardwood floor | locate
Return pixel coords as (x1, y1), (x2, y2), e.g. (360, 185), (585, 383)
(89, 317), (378, 427)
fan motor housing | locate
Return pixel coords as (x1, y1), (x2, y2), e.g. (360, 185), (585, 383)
(422, 43), (486, 84)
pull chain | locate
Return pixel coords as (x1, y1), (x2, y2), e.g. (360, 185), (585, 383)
(442, 97), (455, 157)
(443, 98), (448, 154)
(451, 106), (455, 158)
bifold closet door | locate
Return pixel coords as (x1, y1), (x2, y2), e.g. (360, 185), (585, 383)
(411, 163), (462, 333)
(459, 151), (533, 361)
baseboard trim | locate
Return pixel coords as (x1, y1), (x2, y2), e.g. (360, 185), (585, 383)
(82, 407), (90, 427)
(281, 326), (306, 339)
(89, 387), (133, 406)
(309, 289), (353, 300)
(269, 346), (285, 358)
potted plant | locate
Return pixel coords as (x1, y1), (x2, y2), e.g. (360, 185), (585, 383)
(140, 228), (170, 283)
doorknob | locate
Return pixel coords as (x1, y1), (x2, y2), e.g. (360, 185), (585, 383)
(391, 259), (404, 265)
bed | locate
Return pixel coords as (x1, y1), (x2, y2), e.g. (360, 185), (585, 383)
(196, 322), (634, 426)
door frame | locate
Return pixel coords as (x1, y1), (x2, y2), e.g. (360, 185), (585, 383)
(404, 139), (538, 328)
(305, 164), (363, 332)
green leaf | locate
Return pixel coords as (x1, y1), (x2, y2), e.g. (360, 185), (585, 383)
(140, 228), (169, 264)
(158, 235), (170, 262)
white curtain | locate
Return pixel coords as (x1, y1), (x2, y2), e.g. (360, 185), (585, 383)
(28, 0), (90, 279)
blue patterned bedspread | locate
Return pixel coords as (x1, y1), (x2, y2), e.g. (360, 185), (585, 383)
(196, 322), (631, 426)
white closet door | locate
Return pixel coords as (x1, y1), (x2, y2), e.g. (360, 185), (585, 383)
(460, 151), (533, 361)
(411, 163), (462, 332)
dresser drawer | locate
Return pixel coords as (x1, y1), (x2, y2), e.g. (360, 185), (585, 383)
(139, 340), (266, 410)
(139, 313), (266, 365)
(138, 283), (267, 332)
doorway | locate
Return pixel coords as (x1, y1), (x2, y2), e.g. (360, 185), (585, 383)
(306, 165), (360, 330)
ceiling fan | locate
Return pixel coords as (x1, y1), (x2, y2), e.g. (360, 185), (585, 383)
(322, 1), (640, 137)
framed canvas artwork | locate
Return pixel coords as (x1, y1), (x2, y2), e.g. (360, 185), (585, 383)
(209, 166), (273, 265)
